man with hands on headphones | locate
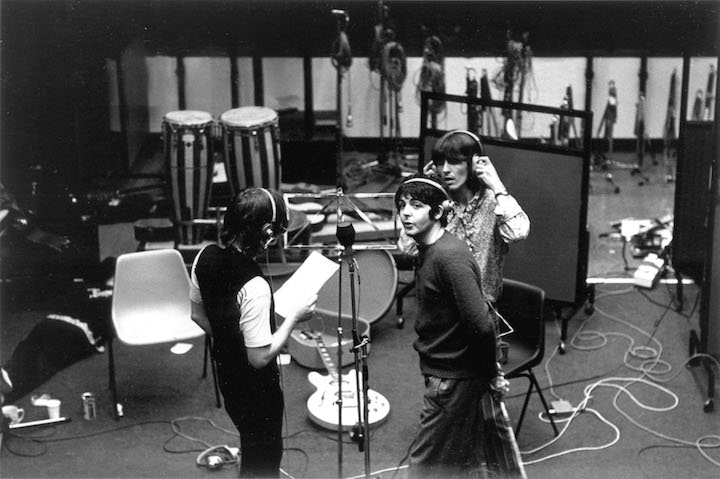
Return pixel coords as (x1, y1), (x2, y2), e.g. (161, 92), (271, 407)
(190, 187), (317, 478)
(409, 129), (530, 306)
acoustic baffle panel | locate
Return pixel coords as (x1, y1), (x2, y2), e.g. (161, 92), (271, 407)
(673, 122), (714, 283)
(704, 78), (720, 357)
(707, 140), (720, 357)
(419, 92), (591, 305)
(420, 136), (588, 304)
(484, 144), (587, 304)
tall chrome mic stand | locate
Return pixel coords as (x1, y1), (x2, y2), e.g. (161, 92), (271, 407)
(331, 9), (352, 189)
(336, 221), (372, 478)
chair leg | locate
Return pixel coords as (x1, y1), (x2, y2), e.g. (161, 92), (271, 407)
(202, 335), (209, 379)
(107, 338), (120, 420)
(211, 351), (221, 408)
(204, 335), (222, 408)
(527, 369), (559, 436)
(515, 373), (533, 437)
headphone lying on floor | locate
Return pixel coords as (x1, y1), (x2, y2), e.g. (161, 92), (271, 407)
(196, 445), (239, 470)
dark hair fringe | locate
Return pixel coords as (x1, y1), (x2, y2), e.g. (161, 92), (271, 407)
(395, 174), (450, 226)
(220, 187), (289, 253)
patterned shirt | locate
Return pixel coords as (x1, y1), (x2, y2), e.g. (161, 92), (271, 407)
(399, 189), (529, 302)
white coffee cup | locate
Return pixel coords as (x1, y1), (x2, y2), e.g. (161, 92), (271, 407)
(46, 399), (61, 419)
(2, 404), (25, 425)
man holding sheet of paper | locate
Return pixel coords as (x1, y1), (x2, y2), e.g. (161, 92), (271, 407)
(189, 187), (317, 478)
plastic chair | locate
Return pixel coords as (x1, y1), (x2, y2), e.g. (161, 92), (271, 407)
(108, 249), (221, 419)
(497, 278), (558, 437)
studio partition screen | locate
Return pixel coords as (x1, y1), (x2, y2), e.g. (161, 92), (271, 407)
(419, 92), (592, 305)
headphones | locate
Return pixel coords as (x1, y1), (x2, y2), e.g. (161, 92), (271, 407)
(402, 177), (453, 217)
(453, 129), (482, 147)
(259, 187), (277, 242)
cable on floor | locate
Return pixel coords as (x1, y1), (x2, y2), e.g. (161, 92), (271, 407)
(519, 284), (720, 470)
(3, 420), (171, 458)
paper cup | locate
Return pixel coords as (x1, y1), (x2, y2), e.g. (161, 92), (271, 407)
(46, 399), (61, 419)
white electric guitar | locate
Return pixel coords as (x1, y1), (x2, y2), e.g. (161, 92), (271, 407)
(304, 331), (390, 431)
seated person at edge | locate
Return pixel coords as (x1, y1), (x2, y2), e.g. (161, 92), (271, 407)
(399, 129), (530, 305)
(190, 187), (317, 478)
(395, 175), (507, 479)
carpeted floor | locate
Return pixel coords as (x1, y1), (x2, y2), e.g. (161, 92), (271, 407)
(1, 152), (718, 478)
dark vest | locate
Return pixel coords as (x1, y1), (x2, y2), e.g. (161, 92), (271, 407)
(194, 244), (277, 377)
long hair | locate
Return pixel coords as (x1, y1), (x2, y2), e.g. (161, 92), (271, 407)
(431, 130), (485, 193)
(220, 187), (288, 256)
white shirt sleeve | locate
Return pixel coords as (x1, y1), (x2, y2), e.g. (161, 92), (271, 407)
(237, 276), (273, 348)
(189, 247), (205, 304)
(495, 195), (530, 243)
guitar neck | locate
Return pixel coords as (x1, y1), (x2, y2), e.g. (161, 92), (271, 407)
(313, 334), (341, 380)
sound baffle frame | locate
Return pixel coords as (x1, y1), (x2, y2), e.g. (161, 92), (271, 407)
(419, 91), (594, 351)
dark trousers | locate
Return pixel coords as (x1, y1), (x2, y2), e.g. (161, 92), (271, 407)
(218, 365), (284, 478)
(409, 375), (489, 479)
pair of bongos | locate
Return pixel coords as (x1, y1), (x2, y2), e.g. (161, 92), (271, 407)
(161, 106), (281, 244)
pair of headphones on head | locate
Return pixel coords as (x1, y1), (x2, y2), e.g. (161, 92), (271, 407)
(437, 129), (484, 154)
(454, 129), (483, 150)
(402, 177), (453, 218)
(259, 188), (278, 246)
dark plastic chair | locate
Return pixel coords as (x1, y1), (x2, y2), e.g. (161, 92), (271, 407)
(497, 278), (559, 438)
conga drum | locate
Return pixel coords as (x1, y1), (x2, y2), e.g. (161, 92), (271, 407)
(220, 106), (282, 195)
(162, 110), (214, 245)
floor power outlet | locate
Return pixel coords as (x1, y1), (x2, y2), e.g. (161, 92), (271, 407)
(550, 400), (575, 415)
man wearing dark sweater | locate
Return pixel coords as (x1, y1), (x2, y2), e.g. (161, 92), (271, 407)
(396, 175), (505, 479)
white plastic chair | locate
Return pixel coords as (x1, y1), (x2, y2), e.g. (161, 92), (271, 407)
(108, 248), (220, 419)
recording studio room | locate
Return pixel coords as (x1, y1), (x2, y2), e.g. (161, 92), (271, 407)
(1, 1), (719, 478)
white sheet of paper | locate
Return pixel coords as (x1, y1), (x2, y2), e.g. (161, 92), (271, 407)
(170, 342), (194, 355)
(273, 251), (339, 319)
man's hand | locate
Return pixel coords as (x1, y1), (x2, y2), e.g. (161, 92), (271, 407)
(490, 373), (510, 400)
(473, 155), (506, 194)
(292, 293), (317, 323)
(422, 161), (437, 178)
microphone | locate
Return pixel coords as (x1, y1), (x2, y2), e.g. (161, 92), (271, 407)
(346, 105), (353, 128)
(336, 221), (356, 251)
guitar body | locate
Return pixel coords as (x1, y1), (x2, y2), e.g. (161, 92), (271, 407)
(307, 369), (390, 431)
(303, 330), (390, 431)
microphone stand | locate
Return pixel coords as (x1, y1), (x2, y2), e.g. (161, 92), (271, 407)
(336, 221), (372, 478)
(331, 9), (351, 189)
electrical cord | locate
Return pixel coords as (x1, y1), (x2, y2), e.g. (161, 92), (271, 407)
(4, 420), (171, 458)
(522, 283), (720, 469)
